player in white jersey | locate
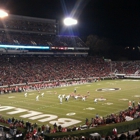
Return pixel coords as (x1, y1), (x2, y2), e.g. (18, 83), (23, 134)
(41, 93), (44, 97)
(74, 95), (79, 100)
(58, 94), (61, 99)
(24, 93), (27, 97)
(94, 98), (97, 103)
(62, 94), (65, 98)
(36, 95), (39, 101)
(82, 96), (86, 101)
(65, 95), (70, 101)
(60, 96), (63, 104)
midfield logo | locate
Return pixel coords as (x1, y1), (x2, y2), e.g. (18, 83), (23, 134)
(96, 88), (120, 91)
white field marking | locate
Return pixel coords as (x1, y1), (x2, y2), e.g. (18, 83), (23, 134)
(84, 107), (95, 110)
(61, 89), (67, 90)
(134, 95), (140, 97)
(66, 113), (76, 116)
(2, 105), (85, 119)
(29, 93), (34, 95)
(75, 87), (80, 88)
(97, 98), (106, 101)
(103, 102), (113, 105)
(119, 99), (128, 101)
(104, 88), (115, 91)
(8, 96), (15, 98)
(96, 88), (121, 92)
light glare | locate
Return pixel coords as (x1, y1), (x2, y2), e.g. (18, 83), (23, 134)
(64, 17), (77, 26)
(0, 10), (8, 18)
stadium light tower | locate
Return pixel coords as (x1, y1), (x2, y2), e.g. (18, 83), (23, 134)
(63, 17), (78, 26)
(0, 9), (8, 18)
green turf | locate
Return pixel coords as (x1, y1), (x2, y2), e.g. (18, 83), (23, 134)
(0, 79), (140, 128)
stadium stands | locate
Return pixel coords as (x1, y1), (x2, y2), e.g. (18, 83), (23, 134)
(0, 56), (109, 86)
(0, 55), (140, 93)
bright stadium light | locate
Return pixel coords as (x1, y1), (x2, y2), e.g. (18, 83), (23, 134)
(0, 9), (8, 18)
(63, 17), (78, 26)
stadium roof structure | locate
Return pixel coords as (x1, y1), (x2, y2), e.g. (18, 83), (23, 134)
(0, 14), (58, 35)
(0, 14), (89, 56)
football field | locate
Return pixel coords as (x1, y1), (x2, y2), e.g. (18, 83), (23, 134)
(0, 79), (140, 128)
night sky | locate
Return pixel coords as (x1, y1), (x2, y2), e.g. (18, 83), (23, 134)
(0, 0), (140, 48)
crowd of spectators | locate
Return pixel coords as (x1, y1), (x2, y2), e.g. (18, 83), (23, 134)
(111, 61), (140, 75)
(0, 56), (140, 87)
(51, 131), (140, 140)
(0, 116), (44, 139)
(0, 56), (110, 86)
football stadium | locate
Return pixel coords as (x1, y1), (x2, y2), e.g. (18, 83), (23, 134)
(0, 14), (140, 140)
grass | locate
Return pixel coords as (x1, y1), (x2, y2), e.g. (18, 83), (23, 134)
(0, 79), (140, 128)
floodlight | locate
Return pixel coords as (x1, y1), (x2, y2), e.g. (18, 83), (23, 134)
(0, 10), (8, 18)
(63, 17), (77, 26)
